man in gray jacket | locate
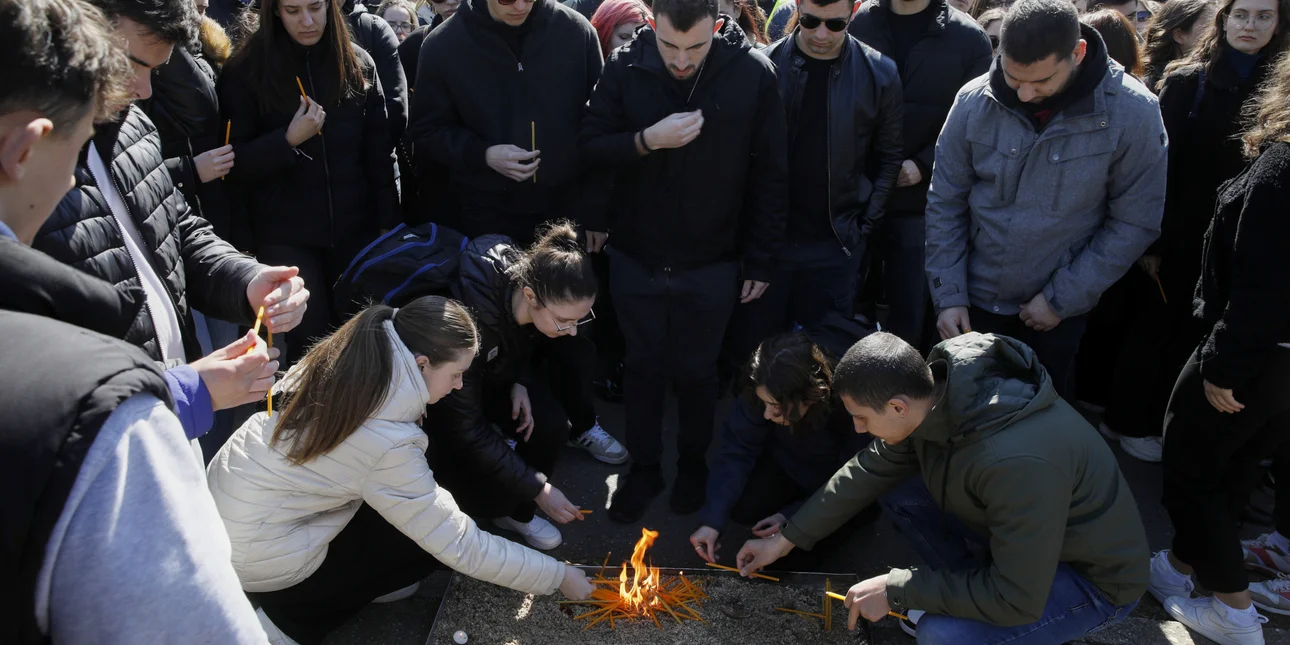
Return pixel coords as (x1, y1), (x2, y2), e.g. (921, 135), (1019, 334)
(924, 0), (1165, 397)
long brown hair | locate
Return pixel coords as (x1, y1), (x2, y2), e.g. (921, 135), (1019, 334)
(227, 0), (367, 113)
(272, 296), (478, 464)
(1162, 0), (1290, 81)
(743, 332), (835, 432)
(1242, 51), (1290, 155)
(1143, 0), (1214, 89)
(1083, 9), (1146, 77)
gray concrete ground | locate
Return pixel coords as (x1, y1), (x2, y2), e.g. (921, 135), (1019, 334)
(321, 397), (1290, 645)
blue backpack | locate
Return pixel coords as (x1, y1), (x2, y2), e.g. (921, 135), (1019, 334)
(334, 223), (469, 309)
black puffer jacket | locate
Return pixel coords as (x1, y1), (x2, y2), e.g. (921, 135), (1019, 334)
(579, 20), (789, 281)
(397, 15), (444, 93)
(219, 45), (400, 250)
(0, 237), (143, 342)
(345, 0), (410, 142)
(408, 0), (602, 219)
(766, 35), (904, 249)
(33, 105), (262, 363)
(848, 0), (991, 216)
(142, 44), (235, 238)
(424, 236), (549, 500)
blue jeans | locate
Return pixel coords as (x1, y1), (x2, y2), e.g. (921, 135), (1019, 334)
(879, 478), (1138, 645)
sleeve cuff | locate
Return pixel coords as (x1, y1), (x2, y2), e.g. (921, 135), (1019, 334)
(886, 568), (914, 612)
(164, 365), (214, 440)
(520, 470), (549, 501)
(781, 520), (818, 551)
(932, 288), (970, 312)
(742, 262), (774, 284)
(466, 140), (492, 171)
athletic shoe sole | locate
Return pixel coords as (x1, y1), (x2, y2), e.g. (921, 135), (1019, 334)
(1120, 439), (1163, 463)
(567, 440), (630, 465)
(1166, 599), (1267, 645)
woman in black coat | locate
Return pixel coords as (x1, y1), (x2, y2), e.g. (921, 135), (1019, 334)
(1100, 0), (1290, 460)
(219, 0), (399, 366)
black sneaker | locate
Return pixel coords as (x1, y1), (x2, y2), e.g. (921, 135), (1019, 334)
(608, 467), (664, 524)
(669, 469), (707, 515)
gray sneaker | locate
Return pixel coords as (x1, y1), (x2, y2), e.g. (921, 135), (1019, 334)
(569, 422), (629, 464)
(1251, 575), (1290, 616)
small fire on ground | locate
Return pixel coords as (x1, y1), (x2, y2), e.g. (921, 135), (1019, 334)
(562, 528), (708, 630)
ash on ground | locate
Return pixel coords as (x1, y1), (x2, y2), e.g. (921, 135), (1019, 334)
(428, 574), (873, 645)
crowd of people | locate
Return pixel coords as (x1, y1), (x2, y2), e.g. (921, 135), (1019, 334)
(2, 0), (1289, 642)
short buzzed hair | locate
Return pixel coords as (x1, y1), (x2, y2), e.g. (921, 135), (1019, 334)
(0, 0), (132, 129)
(652, 0), (718, 32)
(834, 332), (936, 411)
(1001, 0), (1081, 65)
(91, 0), (198, 46)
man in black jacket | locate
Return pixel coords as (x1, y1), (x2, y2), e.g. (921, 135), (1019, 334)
(580, 0), (789, 523)
(848, 0), (991, 350)
(345, 0), (409, 143)
(729, 0), (903, 360)
(34, 0), (310, 416)
(408, 0), (602, 243)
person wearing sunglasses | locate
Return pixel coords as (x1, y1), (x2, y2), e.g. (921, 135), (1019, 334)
(1097, 0), (1155, 34)
(580, 0), (789, 524)
(425, 221), (629, 552)
(406, 0), (603, 246)
(727, 0), (902, 369)
(846, 0), (990, 354)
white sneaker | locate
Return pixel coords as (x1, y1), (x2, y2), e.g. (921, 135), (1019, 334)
(898, 609), (924, 637)
(1165, 596), (1268, 645)
(1148, 550), (1195, 604)
(371, 581), (420, 603)
(568, 422), (629, 465)
(1250, 575), (1290, 616)
(255, 608), (301, 645)
(1120, 436), (1163, 463)
(1244, 533), (1290, 576)
(493, 515), (563, 550)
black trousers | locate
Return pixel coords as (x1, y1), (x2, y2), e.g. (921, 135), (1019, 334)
(1163, 346), (1290, 593)
(969, 307), (1090, 400)
(248, 504), (443, 645)
(257, 241), (372, 368)
(434, 335), (596, 522)
(880, 216), (935, 352)
(610, 249), (739, 472)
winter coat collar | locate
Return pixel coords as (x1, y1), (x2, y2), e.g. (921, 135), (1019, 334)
(372, 319), (432, 422)
(865, 0), (951, 36)
(986, 24), (1112, 123)
(625, 14), (754, 81)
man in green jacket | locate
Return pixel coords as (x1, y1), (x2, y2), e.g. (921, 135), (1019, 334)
(736, 332), (1149, 643)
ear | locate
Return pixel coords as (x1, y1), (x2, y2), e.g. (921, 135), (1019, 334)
(852, 0), (862, 16)
(888, 397), (909, 418)
(0, 118), (53, 183)
(714, 17), (725, 33)
(522, 285), (539, 307)
(415, 355), (430, 371)
(647, 16), (656, 29)
(1072, 38), (1088, 64)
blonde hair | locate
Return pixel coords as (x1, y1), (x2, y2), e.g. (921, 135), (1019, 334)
(1242, 51), (1290, 157)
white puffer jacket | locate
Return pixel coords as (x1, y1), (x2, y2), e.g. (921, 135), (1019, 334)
(206, 320), (565, 595)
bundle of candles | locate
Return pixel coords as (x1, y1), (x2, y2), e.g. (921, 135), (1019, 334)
(774, 582), (907, 632)
(559, 528), (712, 630)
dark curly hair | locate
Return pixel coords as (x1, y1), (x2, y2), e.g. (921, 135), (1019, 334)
(743, 332), (835, 432)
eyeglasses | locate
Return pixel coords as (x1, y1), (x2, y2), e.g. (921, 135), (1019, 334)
(1228, 11), (1278, 29)
(386, 20), (414, 31)
(798, 13), (849, 32)
(552, 308), (596, 332)
(1131, 9), (1151, 22)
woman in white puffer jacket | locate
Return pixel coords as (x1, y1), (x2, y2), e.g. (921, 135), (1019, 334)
(206, 296), (593, 645)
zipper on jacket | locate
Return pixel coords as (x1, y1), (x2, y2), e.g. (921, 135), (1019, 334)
(823, 65), (850, 257)
(305, 53), (337, 244)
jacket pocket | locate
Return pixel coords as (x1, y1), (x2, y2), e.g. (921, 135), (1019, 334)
(1046, 134), (1117, 212)
(965, 129), (1021, 204)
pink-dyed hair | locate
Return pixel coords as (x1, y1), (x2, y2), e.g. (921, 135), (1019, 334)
(591, 0), (652, 60)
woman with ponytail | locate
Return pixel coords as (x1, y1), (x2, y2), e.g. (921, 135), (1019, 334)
(425, 222), (628, 552)
(207, 296), (593, 645)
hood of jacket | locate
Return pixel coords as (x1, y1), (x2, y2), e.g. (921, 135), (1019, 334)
(372, 319), (432, 422)
(989, 24), (1109, 124)
(453, 235), (519, 332)
(910, 332), (1058, 446)
(627, 14), (754, 81)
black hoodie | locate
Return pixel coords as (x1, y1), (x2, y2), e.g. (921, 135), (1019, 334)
(579, 20), (789, 281)
(990, 24), (1109, 131)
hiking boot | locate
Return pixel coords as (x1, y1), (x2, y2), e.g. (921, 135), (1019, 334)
(1244, 533), (1290, 576)
(1251, 575), (1290, 616)
(608, 467), (665, 524)
(1165, 596), (1268, 645)
(1120, 436), (1163, 463)
(493, 516), (563, 550)
(898, 609), (924, 638)
(568, 422), (629, 465)
(1148, 550), (1195, 604)
(372, 582), (420, 603)
(669, 469), (707, 515)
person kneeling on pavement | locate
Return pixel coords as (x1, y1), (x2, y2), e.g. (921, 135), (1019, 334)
(206, 297), (594, 645)
(735, 332), (1150, 644)
(690, 330), (874, 570)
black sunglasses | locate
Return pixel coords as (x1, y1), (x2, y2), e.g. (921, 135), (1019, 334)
(798, 13), (849, 32)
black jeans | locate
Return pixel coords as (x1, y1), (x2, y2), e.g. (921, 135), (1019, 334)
(969, 307), (1090, 400)
(257, 241), (372, 368)
(610, 249), (739, 473)
(880, 216), (935, 352)
(1163, 346), (1290, 593)
(248, 504), (443, 645)
(726, 237), (863, 369)
(434, 335), (596, 522)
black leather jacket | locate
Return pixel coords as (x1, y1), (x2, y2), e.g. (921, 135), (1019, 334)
(767, 35), (904, 248)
